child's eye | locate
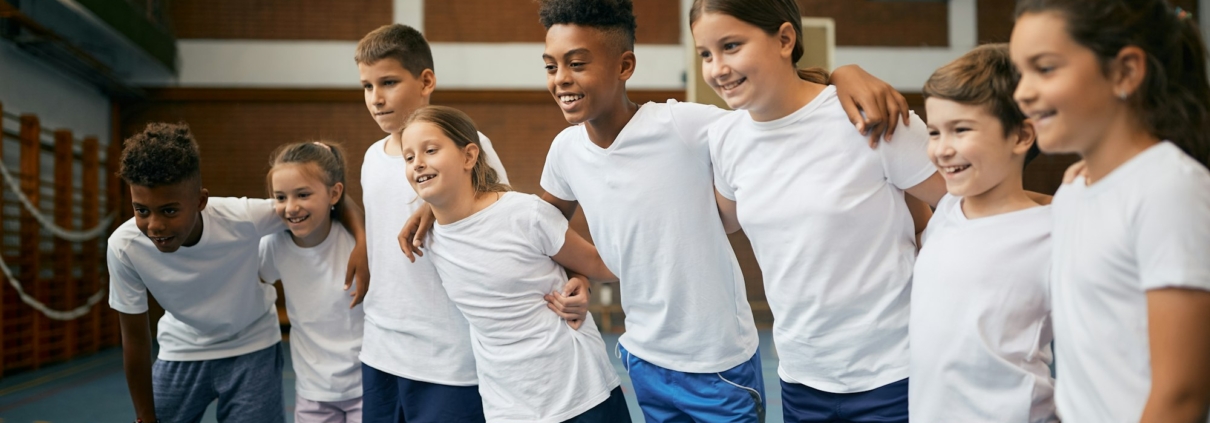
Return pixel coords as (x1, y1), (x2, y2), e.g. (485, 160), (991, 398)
(544, 64), (556, 72)
(955, 127), (971, 133)
(163, 209), (177, 216)
(927, 130), (940, 137)
(570, 62), (584, 69)
(134, 208), (149, 216)
(299, 193), (310, 198)
(362, 83), (372, 90)
(699, 51), (711, 59)
(723, 42), (740, 51)
(404, 155), (413, 162)
(274, 195), (286, 201)
(426, 148), (437, 154)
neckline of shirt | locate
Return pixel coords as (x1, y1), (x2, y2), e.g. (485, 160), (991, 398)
(434, 191), (517, 230)
(744, 85), (837, 131)
(578, 101), (654, 155)
(949, 194), (1049, 227)
(284, 221), (343, 253)
(1070, 141), (1172, 197)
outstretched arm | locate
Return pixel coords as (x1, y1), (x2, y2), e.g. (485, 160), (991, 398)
(831, 65), (911, 147)
(119, 311), (157, 422)
(551, 229), (616, 283)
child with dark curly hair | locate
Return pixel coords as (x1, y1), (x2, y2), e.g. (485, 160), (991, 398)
(107, 122), (368, 423)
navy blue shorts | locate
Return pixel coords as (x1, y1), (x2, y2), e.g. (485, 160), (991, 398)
(562, 386), (631, 423)
(151, 342), (286, 423)
(361, 363), (485, 423)
(781, 378), (908, 423)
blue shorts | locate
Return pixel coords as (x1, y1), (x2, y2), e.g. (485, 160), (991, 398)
(151, 342), (285, 423)
(360, 363), (485, 423)
(619, 343), (764, 423)
(780, 378), (908, 423)
(563, 386), (631, 423)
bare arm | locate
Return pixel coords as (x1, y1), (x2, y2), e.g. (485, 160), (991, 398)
(541, 191), (579, 220)
(398, 202), (434, 262)
(1141, 288), (1210, 423)
(716, 189), (741, 234)
(119, 311), (157, 422)
(551, 228), (616, 282)
(831, 64), (911, 147)
(336, 198), (369, 308)
(904, 193), (933, 241)
(905, 172), (946, 209)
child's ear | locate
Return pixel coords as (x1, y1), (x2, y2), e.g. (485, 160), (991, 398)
(619, 50), (637, 82)
(778, 22), (796, 61)
(463, 143), (481, 170)
(197, 187), (209, 212)
(419, 68), (437, 97)
(328, 182), (345, 207)
(1013, 120), (1038, 156)
(1111, 46), (1147, 99)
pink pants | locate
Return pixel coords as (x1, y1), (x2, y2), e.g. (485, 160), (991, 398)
(294, 394), (363, 423)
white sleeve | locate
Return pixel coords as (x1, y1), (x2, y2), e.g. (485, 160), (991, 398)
(106, 239), (149, 314)
(708, 125), (737, 201)
(669, 101), (731, 164)
(529, 198), (570, 256)
(539, 134), (576, 202)
(245, 198), (285, 236)
(477, 132), (510, 184)
(1135, 168), (1210, 292)
(877, 112), (937, 190)
(258, 236), (281, 283)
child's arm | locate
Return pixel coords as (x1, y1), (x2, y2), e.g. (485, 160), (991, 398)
(551, 228), (616, 283)
(335, 198), (369, 308)
(544, 274), (591, 330)
(541, 191), (579, 220)
(905, 172), (947, 208)
(716, 189), (741, 234)
(904, 193), (933, 244)
(398, 203), (434, 262)
(830, 65), (911, 147)
(118, 311), (157, 422)
(1141, 288), (1210, 423)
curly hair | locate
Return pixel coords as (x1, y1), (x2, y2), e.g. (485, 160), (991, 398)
(119, 122), (202, 187)
(538, 0), (637, 52)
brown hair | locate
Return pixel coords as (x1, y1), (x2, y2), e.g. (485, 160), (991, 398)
(689, 0), (829, 84)
(120, 122), (202, 188)
(924, 43), (1039, 164)
(1016, 0), (1210, 167)
(354, 24), (434, 78)
(404, 106), (510, 194)
(266, 141), (348, 220)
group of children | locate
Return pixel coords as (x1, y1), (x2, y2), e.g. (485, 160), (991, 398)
(108, 0), (1210, 422)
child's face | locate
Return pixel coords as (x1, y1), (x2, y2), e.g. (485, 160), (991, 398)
(401, 121), (476, 206)
(359, 59), (433, 135)
(692, 12), (788, 114)
(1011, 12), (1118, 156)
(543, 24), (632, 125)
(130, 181), (208, 253)
(926, 98), (1030, 198)
(271, 163), (342, 246)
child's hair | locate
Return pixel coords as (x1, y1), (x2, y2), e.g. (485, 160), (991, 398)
(266, 141), (348, 220)
(689, 0), (829, 85)
(119, 122), (202, 187)
(924, 43), (1041, 165)
(354, 24), (434, 78)
(1016, 0), (1210, 167)
(404, 106), (510, 194)
(538, 0), (637, 53)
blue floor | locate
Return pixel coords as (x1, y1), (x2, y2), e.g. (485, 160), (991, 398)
(0, 331), (784, 423)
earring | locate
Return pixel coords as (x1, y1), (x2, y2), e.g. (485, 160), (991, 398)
(1118, 90), (1128, 100)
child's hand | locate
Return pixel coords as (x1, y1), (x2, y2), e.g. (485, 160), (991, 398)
(345, 241), (370, 308)
(398, 203), (435, 262)
(545, 275), (591, 330)
(831, 64), (910, 148)
(1063, 160), (1088, 184)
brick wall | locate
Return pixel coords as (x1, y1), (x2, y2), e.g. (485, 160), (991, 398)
(170, 0), (392, 40)
(978, 0), (1199, 43)
(424, 0), (682, 44)
(798, 0), (948, 47)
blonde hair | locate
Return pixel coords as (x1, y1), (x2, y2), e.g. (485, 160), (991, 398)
(266, 141), (348, 219)
(405, 106), (510, 194)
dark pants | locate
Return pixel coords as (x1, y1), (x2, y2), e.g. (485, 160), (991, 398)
(361, 363), (485, 423)
(781, 378), (908, 423)
(151, 342), (286, 423)
(563, 386), (632, 423)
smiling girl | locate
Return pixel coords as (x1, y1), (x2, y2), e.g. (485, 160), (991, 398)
(1011, 1), (1210, 422)
(259, 141), (365, 423)
(400, 105), (628, 423)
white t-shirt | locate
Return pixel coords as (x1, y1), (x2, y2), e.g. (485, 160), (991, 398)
(1050, 141), (1210, 423)
(359, 133), (507, 385)
(540, 100), (759, 373)
(107, 197), (284, 361)
(260, 222), (364, 402)
(910, 194), (1056, 423)
(710, 85), (935, 393)
(427, 192), (620, 423)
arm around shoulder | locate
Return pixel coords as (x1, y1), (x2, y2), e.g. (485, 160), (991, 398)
(551, 229), (616, 282)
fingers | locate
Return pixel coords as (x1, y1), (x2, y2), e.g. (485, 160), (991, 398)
(838, 92), (865, 132)
(883, 93), (908, 141)
(398, 230), (415, 262)
(414, 212), (434, 248)
(1063, 160), (1088, 184)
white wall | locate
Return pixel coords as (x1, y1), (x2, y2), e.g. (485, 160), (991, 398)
(0, 43), (112, 146)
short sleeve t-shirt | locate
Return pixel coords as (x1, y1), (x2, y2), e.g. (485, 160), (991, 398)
(107, 197), (284, 361)
(709, 85), (935, 393)
(427, 192), (620, 423)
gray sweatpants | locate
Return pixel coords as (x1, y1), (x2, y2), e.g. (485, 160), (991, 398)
(152, 343), (286, 423)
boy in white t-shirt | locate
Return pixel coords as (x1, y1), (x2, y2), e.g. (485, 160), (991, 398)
(353, 24), (589, 422)
(108, 123), (369, 423)
(911, 43), (1056, 423)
